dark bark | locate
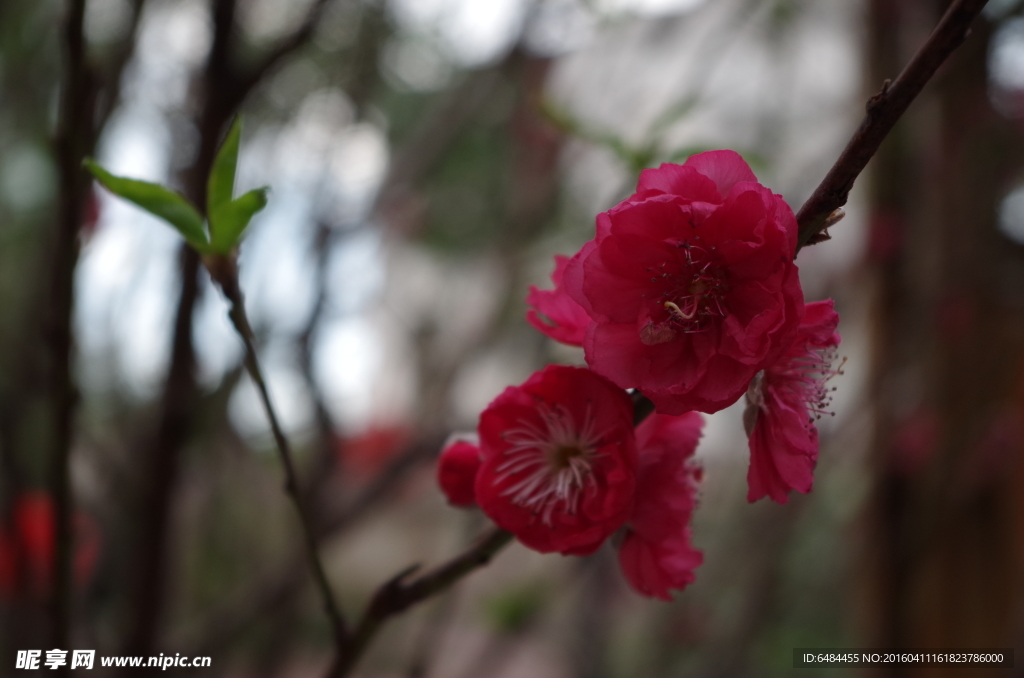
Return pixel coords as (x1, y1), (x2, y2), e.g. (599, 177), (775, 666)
(122, 0), (238, 653)
(862, 3), (1024, 675)
(48, 0), (96, 663)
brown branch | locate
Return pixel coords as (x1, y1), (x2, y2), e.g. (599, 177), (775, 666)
(51, 8), (149, 649)
(795, 0), (990, 250)
(328, 527), (515, 678)
(123, 0), (237, 653)
(124, 247), (202, 656)
(297, 221), (347, 502)
(235, 0), (336, 98)
(213, 262), (349, 646)
(49, 0), (97, 662)
(94, 0), (149, 125)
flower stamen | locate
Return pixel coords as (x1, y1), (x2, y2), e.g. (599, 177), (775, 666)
(664, 300), (696, 320)
(496, 403), (603, 525)
(655, 241), (728, 334)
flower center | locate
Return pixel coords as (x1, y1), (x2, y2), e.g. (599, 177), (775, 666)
(640, 242), (727, 344)
(496, 403), (602, 525)
(664, 244), (727, 328)
(549, 444), (584, 470)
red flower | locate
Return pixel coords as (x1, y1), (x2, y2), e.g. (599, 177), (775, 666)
(475, 365), (637, 555)
(618, 412), (704, 600)
(563, 150), (804, 414)
(0, 492), (100, 599)
(744, 300), (841, 503)
(437, 439), (481, 507)
(526, 255), (591, 347)
(338, 425), (410, 480)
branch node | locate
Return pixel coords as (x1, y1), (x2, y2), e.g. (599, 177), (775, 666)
(867, 79), (892, 113)
(389, 564), (423, 590)
(796, 0), (989, 252)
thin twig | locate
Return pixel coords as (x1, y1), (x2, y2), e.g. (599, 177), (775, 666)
(795, 0), (990, 250)
(214, 265), (349, 646)
(235, 0), (336, 97)
(328, 528), (515, 678)
(127, 0), (343, 651)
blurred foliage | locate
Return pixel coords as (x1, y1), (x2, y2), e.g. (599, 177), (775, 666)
(484, 582), (549, 634)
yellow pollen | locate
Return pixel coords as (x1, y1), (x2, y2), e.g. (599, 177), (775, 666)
(664, 300), (696, 320)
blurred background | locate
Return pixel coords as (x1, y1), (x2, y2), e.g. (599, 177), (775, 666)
(2, 0), (1024, 675)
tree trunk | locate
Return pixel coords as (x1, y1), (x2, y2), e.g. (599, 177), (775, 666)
(863, 2), (1024, 675)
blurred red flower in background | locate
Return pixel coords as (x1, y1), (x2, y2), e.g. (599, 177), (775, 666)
(0, 491), (100, 599)
(337, 425), (411, 480)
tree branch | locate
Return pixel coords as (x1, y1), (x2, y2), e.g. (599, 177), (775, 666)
(49, 0), (96, 662)
(235, 0), (336, 97)
(125, 0), (235, 654)
(328, 527), (514, 678)
(795, 0), (990, 250)
(213, 262), (349, 646)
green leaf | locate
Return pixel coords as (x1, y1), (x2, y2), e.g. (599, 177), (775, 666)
(207, 117), (242, 217)
(84, 160), (208, 250)
(209, 187), (269, 253)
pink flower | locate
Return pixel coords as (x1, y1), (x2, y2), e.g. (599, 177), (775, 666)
(475, 365), (637, 555)
(563, 150), (804, 414)
(744, 300), (841, 504)
(526, 255), (591, 347)
(618, 412), (704, 600)
(437, 439), (482, 507)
